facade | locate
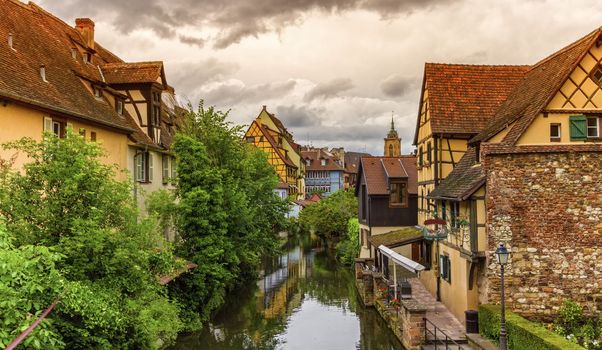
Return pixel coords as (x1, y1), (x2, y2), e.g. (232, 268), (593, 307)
(355, 155), (418, 260)
(416, 27), (602, 321)
(244, 106), (305, 198)
(412, 63), (528, 320)
(301, 148), (344, 196)
(0, 1), (179, 223)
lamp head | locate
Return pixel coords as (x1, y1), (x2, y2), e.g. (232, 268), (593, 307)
(495, 243), (510, 265)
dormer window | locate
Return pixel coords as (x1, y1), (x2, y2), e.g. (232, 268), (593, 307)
(71, 48), (77, 59)
(83, 52), (92, 64)
(321, 159), (326, 166)
(306, 159), (311, 166)
(116, 98), (124, 115)
(93, 86), (102, 98)
(389, 180), (408, 208)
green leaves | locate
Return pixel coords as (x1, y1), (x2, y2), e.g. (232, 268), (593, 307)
(299, 190), (358, 240)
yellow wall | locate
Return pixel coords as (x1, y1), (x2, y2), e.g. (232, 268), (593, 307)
(0, 103), (128, 173)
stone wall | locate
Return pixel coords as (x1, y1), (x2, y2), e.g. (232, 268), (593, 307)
(484, 151), (602, 320)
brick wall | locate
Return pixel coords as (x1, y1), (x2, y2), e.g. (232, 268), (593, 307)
(484, 151), (602, 320)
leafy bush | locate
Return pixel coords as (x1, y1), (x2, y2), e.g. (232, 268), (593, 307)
(554, 300), (601, 349)
(479, 304), (584, 350)
(336, 218), (360, 265)
(299, 190), (357, 240)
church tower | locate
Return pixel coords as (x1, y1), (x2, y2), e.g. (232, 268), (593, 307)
(384, 117), (401, 156)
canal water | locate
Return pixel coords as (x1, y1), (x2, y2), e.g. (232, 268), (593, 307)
(170, 234), (404, 350)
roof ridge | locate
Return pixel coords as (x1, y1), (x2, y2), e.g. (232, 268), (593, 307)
(425, 62), (531, 69)
(530, 27), (602, 69)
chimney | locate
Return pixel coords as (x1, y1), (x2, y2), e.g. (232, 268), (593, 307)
(75, 18), (95, 50)
(8, 33), (13, 50)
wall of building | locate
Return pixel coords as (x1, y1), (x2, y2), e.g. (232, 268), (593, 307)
(128, 146), (175, 215)
(484, 151), (602, 320)
(0, 103), (129, 173)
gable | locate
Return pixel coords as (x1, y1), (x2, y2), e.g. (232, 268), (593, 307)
(547, 43), (602, 110)
(415, 85), (432, 145)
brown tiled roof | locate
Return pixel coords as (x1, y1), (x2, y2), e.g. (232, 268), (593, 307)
(368, 227), (423, 248)
(381, 158), (408, 178)
(344, 151), (371, 173)
(301, 149), (345, 171)
(428, 147), (485, 200)
(0, 0), (133, 132)
(102, 62), (164, 85)
(472, 28), (602, 145)
(414, 63), (529, 144)
(358, 156), (417, 196)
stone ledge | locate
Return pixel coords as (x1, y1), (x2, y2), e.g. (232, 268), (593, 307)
(466, 333), (497, 350)
(402, 299), (428, 312)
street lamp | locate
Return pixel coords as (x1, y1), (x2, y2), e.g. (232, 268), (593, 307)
(495, 243), (510, 350)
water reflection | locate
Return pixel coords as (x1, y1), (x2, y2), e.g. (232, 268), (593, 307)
(171, 235), (404, 350)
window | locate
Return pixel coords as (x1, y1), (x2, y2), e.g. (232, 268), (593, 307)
(148, 153), (154, 182)
(83, 52), (91, 63)
(569, 115), (588, 140)
(450, 201), (460, 228)
(441, 201), (447, 221)
(93, 86), (102, 98)
(389, 181), (408, 207)
(591, 64), (602, 87)
(43, 116), (66, 138)
(440, 254), (451, 283)
(321, 159), (326, 166)
(550, 123), (561, 142)
(116, 98), (124, 115)
(418, 146), (423, 167)
(388, 144), (394, 157)
(427, 142), (432, 164)
(306, 159), (311, 166)
(135, 152), (146, 182)
(587, 117), (599, 138)
(246, 136), (255, 143)
(90, 131), (97, 142)
(171, 156), (177, 179)
(162, 155), (170, 184)
(79, 128), (86, 140)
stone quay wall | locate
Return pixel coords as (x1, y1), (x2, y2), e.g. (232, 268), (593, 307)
(484, 151), (602, 320)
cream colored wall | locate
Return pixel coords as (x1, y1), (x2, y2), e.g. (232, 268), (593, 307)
(438, 243), (479, 322)
(517, 112), (602, 145)
(128, 146), (175, 215)
(0, 103), (128, 175)
(475, 187), (487, 252)
(488, 122), (514, 143)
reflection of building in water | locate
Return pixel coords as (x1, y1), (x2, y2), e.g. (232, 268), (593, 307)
(256, 246), (314, 319)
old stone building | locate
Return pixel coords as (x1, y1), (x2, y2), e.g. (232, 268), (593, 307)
(420, 26), (602, 320)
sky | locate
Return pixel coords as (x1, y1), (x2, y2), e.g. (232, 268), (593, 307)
(38, 0), (602, 155)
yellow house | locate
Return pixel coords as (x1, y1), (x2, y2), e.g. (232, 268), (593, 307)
(0, 1), (180, 229)
(244, 106), (305, 198)
(413, 63), (528, 320)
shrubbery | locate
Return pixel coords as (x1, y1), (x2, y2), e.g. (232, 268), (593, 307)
(479, 304), (584, 350)
(298, 190), (357, 240)
(553, 300), (601, 349)
(336, 218), (360, 265)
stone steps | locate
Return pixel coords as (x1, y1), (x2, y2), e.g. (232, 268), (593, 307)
(421, 344), (474, 350)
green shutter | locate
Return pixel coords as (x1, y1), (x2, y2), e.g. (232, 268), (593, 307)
(570, 115), (587, 140)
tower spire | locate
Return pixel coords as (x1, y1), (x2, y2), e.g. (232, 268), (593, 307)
(390, 111), (395, 131)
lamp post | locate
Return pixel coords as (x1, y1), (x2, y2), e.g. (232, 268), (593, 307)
(495, 243), (510, 350)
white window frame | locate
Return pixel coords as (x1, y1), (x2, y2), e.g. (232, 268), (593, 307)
(321, 159), (326, 166)
(148, 152), (154, 182)
(162, 155), (169, 184)
(587, 116), (599, 138)
(135, 153), (146, 182)
(550, 123), (561, 140)
(116, 99), (124, 115)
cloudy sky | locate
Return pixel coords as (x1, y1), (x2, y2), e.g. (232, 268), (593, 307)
(39, 0), (602, 155)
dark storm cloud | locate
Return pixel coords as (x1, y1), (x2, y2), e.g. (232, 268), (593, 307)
(202, 80), (297, 106)
(275, 105), (325, 127)
(178, 35), (205, 47)
(42, 0), (454, 48)
(304, 78), (354, 101)
(380, 74), (414, 97)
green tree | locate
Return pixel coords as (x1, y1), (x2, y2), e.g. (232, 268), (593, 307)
(0, 131), (183, 349)
(336, 218), (360, 265)
(169, 102), (288, 327)
(299, 190), (358, 240)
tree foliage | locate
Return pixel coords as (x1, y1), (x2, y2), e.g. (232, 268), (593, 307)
(336, 218), (360, 265)
(0, 132), (183, 349)
(298, 190), (358, 240)
(168, 102), (288, 327)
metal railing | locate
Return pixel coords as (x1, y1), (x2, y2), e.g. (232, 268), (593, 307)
(424, 317), (467, 350)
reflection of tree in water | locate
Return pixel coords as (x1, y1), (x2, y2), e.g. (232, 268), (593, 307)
(170, 234), (404, 350)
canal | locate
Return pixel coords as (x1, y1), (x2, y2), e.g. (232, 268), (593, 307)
(170, 234), (405, 350)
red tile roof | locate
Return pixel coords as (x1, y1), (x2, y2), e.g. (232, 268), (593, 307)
(358, 156), (417, 196)
(301, 149), (345, 171)
(102, 61), (164, 85)
(344, 151), (371, 174)
(0, 0), (133, 132)
(414, 63), (529, 143)
(472, 28), (602, 145)
(428, 147), (485, 200)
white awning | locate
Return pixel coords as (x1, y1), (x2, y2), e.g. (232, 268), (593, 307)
(378, 245), (426, 274)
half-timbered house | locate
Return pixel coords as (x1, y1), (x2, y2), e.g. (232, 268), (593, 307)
(244, 106), (305, 198)
(0, 1), (181, 227)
